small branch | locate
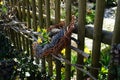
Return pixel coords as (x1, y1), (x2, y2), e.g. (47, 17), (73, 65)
(1, 20), (26, 26)
(70, 45), (90, 58)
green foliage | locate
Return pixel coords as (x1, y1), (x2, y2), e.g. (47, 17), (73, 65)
(86, 9), (95, 24)
(1, 5), (7, 14)
(84, 45), (110, 80)
(0, 32), (12, 59)
(99, 46), (110, 80)
(12, 53), (42, 80)
(0, 31), (47, 80)
(37, 27), (50, 46)
(0, 1), (7, 17)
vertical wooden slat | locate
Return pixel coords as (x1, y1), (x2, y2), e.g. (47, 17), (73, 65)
(45, 0), (50, 28)
(10, 0), (13, 6)
(30, 40), (33, 57)
(55, 0), (61, 80)
(12, 0), (15, 6)
(17, 0), (22, 21)
(22, 34), (26, 51)
(21, 0), (27, 52)
(90, 0), (105, 79)
(23, 0), (29, 54)
(13, 0), (17, 6)
(45, 0), (53, 77)
(112, 0), (120, 44)
(18, 32), (21, 50)
(26, 0), (31, 28)
(108, 0), (120, 79)
(77, 0), (86, 80)
(9, 28), (12, 42)
(19, 33), (22, 50)
(22, 0), (26, 21)
(14, 31), (17, 48)
(31, 0), (37, 31)
(10, 28), (16, 47)
(42, 0), (46, 75)
(38, 0), (43, 28)
(65, 0), (71, 80)
(15, 31), (19, 49)
(8, 0), (12, 6)
(14, 0), (21, 50)
(26, 38), (30, 54)
(25, 37), (28, 52)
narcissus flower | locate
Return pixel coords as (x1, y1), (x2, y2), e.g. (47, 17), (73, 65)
(37, 37), (42, 44)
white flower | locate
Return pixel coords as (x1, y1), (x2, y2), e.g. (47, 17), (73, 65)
(25, 72), (30, 77)
(14, 58), (18, 62)
(33, 60), (37, 65)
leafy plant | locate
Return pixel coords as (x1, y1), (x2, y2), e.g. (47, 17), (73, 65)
(12, 53), (43, 80)
(37, 27), (50, 46)
(99, 46), (110, 80)
(0, 32), (12, 59)
(86, 9), (95, 24)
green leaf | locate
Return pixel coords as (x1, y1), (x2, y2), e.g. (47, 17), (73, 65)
(2, 6), (7, 13)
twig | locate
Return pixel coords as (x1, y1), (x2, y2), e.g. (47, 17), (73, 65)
(70, 45), (90, 58)
(1, 20), (26, 26)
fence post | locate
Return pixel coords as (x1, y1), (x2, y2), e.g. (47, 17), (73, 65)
(65, 0), (71, 80)
(55, 0), (61, 80)
(17, 1), (22, 21)
(38, 0), (43, 28)
(22, 0), (26, 21)
(45, 0), (53, 77)
(77, 0), (86, 80)
(112, 0), (120, 44)
(90, 0), (105, 79)
(26, 0), (31, 28)
(108, 0), (120, 79)
(45, 0), (50, 28)
(31, 0), (37, 31)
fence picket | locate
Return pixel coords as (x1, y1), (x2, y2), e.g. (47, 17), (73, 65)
(55, 0), (61, 80)
(31, 0), (37, 31)
(77, 0), (86, 80)
(65, 0), (71, 80)
(90, 0), (105, 79)
(26, 0), (31, 28)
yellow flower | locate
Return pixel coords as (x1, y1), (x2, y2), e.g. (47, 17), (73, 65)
(84, 47), (90, 54)
(61, 48), (65, 55)
(61, 67), (65, 72)
(0, 1), (3, 5)
(84, 47), (91, 62)
(37, 26), (41, 32)
(101, 67), (108, 73)
(42, 28), (47, 33)
(37, 37), (42, 44)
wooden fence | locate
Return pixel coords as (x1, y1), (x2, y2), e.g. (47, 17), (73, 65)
(3, 0), (120, 80)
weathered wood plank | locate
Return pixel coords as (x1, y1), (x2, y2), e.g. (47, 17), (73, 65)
(38, 0), (43, 28)
(31, 0), (37, 31)
(112, 0), (120, 44)
(55, 0), (61, 80)
(65, 0), (71, 80)
(77, 0), (86, 80)
(90, 0), (105, 79)
(45, 0), (53, 77)
(26, 0), (31, 28)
